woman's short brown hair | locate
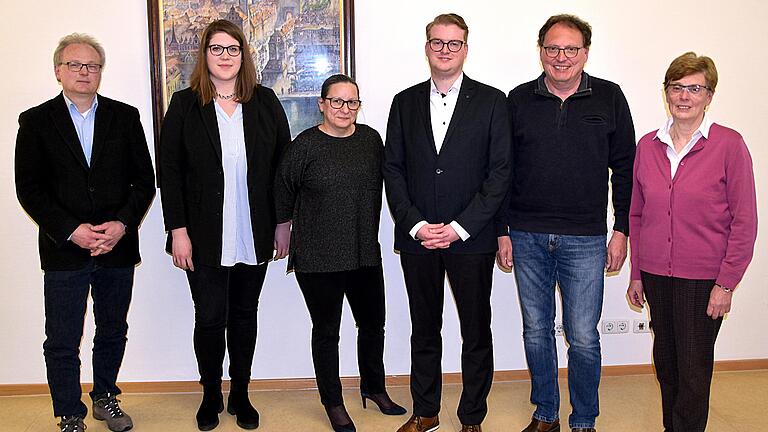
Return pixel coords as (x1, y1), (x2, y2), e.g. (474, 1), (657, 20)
(426, 13), (469, 41)
(663, 52), (718, 91)
(190, 19), (259, 105)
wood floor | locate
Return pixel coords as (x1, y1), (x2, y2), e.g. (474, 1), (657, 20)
(3, 370), (767, 431)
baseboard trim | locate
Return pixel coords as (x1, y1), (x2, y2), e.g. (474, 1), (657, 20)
(2, 359), (765, 397)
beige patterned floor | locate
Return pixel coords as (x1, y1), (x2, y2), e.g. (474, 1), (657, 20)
(3, 370), (766, 431)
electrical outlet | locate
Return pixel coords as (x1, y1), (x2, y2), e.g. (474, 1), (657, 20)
(602, 319), (630, 334)
(616, 320), (629, 333)
(554, 321), (564, 336)
(633, 319), (651, 333)
(602, 320), (617, 334)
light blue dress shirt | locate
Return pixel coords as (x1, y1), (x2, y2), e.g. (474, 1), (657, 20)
(214, 101), (258, 266)
(62, 93), (98, 166)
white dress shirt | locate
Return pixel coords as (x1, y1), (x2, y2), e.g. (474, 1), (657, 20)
(215, 101), (258, 266)
(656, 114), (712, 178)
(409, 74), (470, 242)
(430, 73), (462, 154)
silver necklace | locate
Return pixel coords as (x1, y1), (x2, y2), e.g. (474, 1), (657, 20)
(217, 92), (235, 100)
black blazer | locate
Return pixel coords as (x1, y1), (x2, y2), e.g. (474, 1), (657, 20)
(159, 86), (291, 266)
(15, 93), (156, 270)
(383, 75), (511, 255)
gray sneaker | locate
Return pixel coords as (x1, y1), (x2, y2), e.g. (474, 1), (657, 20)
(92, 394), (133, 431)
(59, 416), (86, 432)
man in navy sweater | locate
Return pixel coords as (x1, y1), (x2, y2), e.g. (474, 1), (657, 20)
(496, 14), (635, 432)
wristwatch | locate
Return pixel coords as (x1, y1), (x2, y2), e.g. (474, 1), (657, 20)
(720, 285), (733, 293)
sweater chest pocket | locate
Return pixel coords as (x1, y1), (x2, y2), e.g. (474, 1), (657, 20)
(581, 114), (607, 125)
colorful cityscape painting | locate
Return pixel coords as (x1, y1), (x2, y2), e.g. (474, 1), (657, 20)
(149, 0), (353, 137)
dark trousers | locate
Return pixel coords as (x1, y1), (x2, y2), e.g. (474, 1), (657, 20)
(43, 260), (134, 418)
(400, 251), (495, 425)
(186, 262), (267, 389)
(296, 265), (387, 407)
(642, 271), (722, 432)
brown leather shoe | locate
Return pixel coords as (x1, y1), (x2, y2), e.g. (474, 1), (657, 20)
(571, 428), (595, 432)
(522, 418), (560, 432)
(460, 425), (482, 432)
(397, 414), (439, 432)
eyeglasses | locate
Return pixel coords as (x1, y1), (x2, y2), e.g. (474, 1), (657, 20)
(541, 46), (583, 58)
(60, 61), (102, 73)
(323, 97), (361, 110)
(666, 83), (712, 96)
(428, 39), (466, 52)
(208, 44), (242, 56)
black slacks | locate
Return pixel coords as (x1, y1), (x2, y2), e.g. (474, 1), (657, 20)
(400, 251), (495, 426)
(296, 265), (387, 407)
(186, 262), (268, 389)
(642, 271), (722, 432)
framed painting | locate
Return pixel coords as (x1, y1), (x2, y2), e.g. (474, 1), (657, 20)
(146, 0), (355, 143)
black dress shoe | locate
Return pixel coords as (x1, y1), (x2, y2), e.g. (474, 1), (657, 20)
(227, 390), (260, 429)
(522, 418), (560, 432)
(196, 390), (224, 431)
(325, 404), (356, 432)
(361, 392), (407, 415)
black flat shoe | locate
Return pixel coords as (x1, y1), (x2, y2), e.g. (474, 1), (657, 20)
(324, 404), (356, 432)
(227, 391), (260, 429)
(361, 392), (407, 415)
(196, 390), (224, 431)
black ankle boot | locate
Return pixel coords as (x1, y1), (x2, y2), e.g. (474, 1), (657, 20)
(197, 387), (224, 431)
(227, 385), (260, 429)
(324, 404), (356, 432)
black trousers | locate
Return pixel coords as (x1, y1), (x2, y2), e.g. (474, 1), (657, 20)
(296, 265), (387, 407)
(186, 262), (267, 389)
(43, 260), (134, 418)
(642, 271), (722, 432)
(400, 251), (495, 426)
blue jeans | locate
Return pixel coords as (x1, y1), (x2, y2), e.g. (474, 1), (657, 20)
(510, 230), (606, 429)
(43, 260), (134, 418)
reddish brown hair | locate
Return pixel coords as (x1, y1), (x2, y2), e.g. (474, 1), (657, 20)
(190, 19), (258, 105)
(664, 52), (718, 91)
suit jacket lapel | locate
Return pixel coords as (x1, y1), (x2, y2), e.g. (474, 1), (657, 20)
(49, 93), (89, 170)
(417, 80), (437, 155)
(442, 75), (475, 148)
(200, 101), (223, 163)
(90, 96), (113, 168)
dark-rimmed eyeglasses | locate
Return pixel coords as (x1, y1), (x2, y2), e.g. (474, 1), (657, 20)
(323, 97), (361, 110)
(428, 39), (466, 53)
(666, 83), (712, 96)
(208, 44), (242, 57)
(60, 62), (102, 73)
(541, 46), (583, 58)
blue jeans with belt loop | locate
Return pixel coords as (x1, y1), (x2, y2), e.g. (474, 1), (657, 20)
(510, 230), (607, 429)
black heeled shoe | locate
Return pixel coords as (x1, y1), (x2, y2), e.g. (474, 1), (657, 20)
(324, 404), (356, 432)
(196, 389), (224, 431)
(361, 392), (407, 415)
(227, 390), (260, 429)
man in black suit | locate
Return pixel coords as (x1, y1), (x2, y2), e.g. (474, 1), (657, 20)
(383, 13), (511, 432)
(15, 33), (155, 432)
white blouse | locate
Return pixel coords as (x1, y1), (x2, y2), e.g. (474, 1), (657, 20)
(215, 101), (257, 266)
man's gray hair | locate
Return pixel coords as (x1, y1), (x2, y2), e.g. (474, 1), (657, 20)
(53, 33), (106, 68)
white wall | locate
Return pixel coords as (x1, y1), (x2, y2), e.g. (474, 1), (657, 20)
(1, 0), (766, 386)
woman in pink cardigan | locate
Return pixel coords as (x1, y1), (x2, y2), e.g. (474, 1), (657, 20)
(627, 52), (757, 432)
